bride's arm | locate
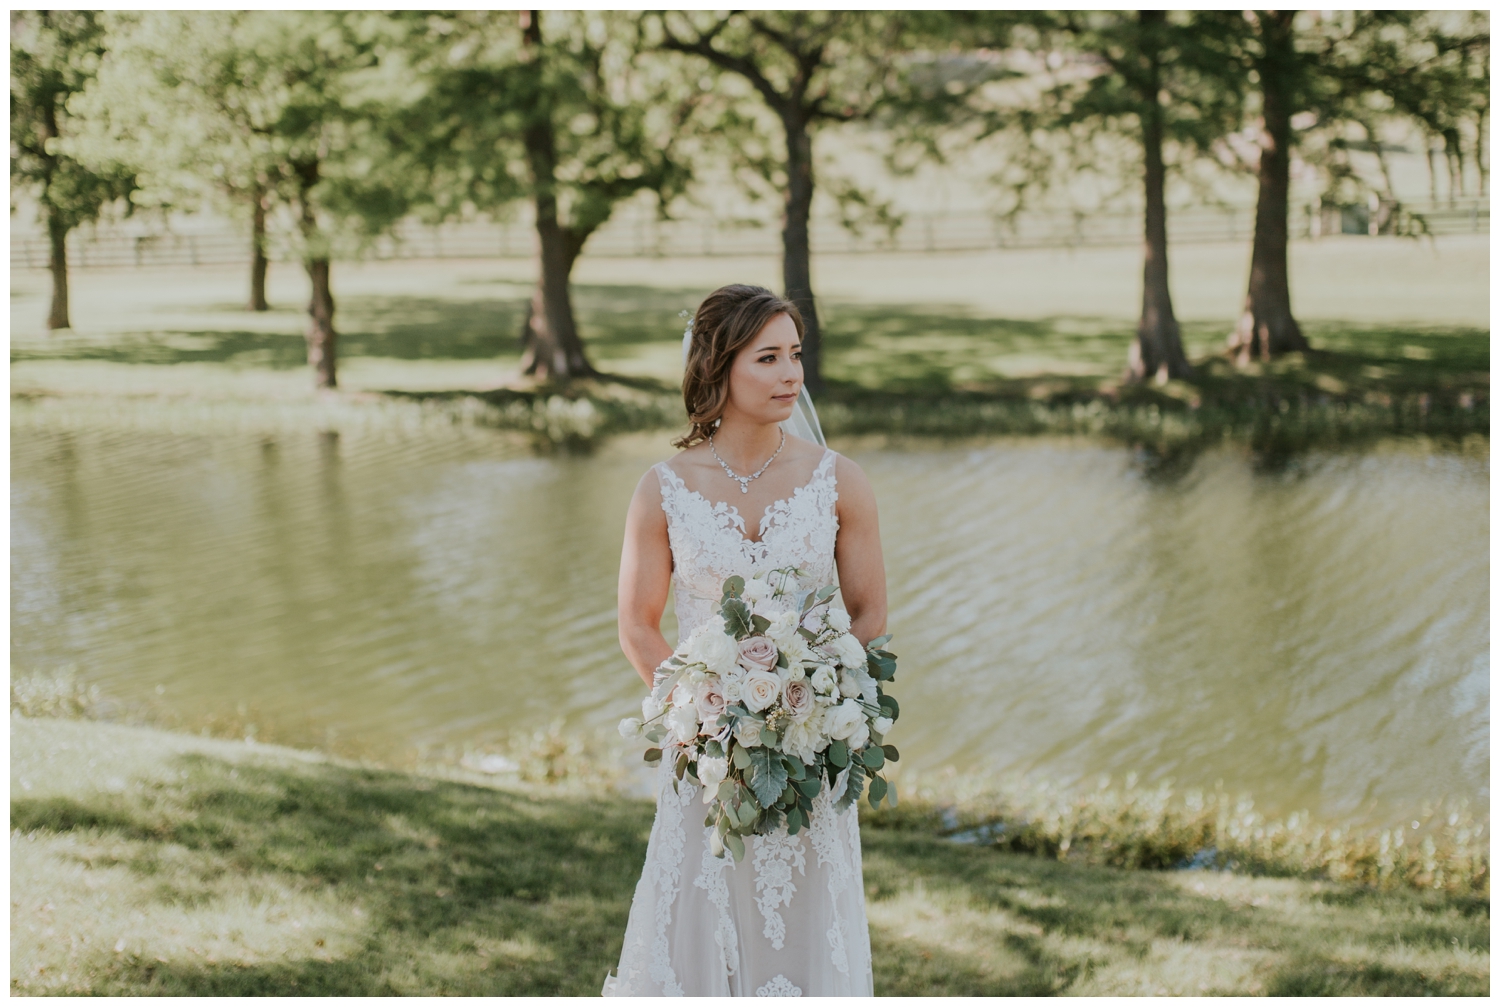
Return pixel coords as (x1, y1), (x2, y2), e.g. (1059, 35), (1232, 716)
(618, 469), (676, 688)
(832, 456), (888, 646)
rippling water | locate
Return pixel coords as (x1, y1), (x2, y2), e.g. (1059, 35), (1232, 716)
(10, 428), (1488, 821)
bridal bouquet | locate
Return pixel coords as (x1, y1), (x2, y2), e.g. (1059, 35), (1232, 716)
(619, 569), (900, 862)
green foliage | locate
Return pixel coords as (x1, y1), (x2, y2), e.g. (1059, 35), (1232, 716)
(400, 12), (695, 250)
(10, 11), (137, 230)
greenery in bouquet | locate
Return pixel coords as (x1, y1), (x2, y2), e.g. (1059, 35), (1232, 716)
(620, 569), (899, 862)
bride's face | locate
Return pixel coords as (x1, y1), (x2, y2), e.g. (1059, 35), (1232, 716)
(724, 313), (803, 426)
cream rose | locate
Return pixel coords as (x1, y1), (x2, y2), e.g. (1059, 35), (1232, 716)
(873, 715), (893, 737)
(741, 668), (782, 713)
(825, 607), (852, 633)
(810, 665), (838, 696)
(838, 672), (861, 698)
(737, 635), (779, 674)
(733, 718), (764, 748)
(846, 719), (870, 751)
(783, 678), (815, 721)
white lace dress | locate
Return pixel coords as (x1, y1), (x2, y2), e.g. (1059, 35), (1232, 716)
(603, 447), (874, 997)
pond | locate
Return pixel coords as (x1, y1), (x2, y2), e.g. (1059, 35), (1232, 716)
(10, 426), (1488, 823)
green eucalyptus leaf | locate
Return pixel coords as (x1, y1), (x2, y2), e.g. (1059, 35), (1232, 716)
(786, 805), (804, 835)
(760, 727), (778, 747)
(868, 634), (893, 650)
(882, 744), (900, 762)
(751, 614), (771, 634)
(887, 781), (898, 808)
(862, 746), (885, 770)
(644, 747), (662, 764)
(878, 695), (900, 720)
(827, 739), (848, 768)
(722, 575), (745, 598)
(731, 745), (753, 770)
(797, 776), (821, 799)
(724, 831), (745, 863)
(868, 774), (888, 807)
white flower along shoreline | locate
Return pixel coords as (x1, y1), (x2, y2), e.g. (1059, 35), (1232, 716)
(620, 568), (900, 862)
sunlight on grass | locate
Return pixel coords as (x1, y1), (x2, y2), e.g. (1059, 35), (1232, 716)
(11, 716), (1488, 995)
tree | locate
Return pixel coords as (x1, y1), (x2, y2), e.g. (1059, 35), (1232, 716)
(404, 10), (695, 380)
(1014, 12), (1243, 382)
(73, 12), (289, 312)
(647, 12), (987, 392)
(1218, 11), (1489, 363)
(11, 10), (135, 330)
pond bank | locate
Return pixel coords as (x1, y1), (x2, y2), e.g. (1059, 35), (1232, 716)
(12, 715), (1488, 995)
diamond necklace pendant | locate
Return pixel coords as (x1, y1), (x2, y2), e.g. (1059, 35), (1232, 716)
(710, 428), (785, 495)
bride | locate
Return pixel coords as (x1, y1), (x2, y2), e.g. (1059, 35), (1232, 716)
(604, 284), (887, 997)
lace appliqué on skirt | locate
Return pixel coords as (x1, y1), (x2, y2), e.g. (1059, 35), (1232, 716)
(756, 974), (802, 997)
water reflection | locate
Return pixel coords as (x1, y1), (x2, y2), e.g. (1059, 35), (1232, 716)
(10, 429), (1487, 822)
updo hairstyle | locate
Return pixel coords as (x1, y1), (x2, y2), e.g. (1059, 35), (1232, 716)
(673, 284), (804, 449)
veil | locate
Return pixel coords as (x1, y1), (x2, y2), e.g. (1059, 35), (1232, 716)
(682, 320), (826, 447)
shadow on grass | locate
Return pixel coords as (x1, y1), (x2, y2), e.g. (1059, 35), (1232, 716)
(11, 752), (1489, 995)
(13, 754), (653, 995)
(860, 831), (1488, 996)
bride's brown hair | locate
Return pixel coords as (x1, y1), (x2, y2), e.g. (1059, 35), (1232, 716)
(673, 284), (804, 449)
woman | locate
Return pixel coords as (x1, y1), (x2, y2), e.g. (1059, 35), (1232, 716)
(605, 284), (887, 997)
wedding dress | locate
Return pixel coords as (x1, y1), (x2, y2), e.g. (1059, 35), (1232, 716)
(603, 446), (874, 997)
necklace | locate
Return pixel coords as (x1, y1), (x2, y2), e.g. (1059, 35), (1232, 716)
(709, 428), (785, 494)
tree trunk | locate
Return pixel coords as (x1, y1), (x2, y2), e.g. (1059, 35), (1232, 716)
(248, 186), (269, 312)
(1229, 11), (1309, 364)
(518, 10), (596, 381)
(781, 110), (823, 394)
(1477, 107), (1489, 197)
(1128, 16), (1191, 384)
(304, 258), (336, 389)
(295, 160), (336, 389)
(1443, 127), (1465, 201)
(45, 204), (71, 331)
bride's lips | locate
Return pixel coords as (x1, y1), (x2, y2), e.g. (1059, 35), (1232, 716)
(772, 392), (798, 403)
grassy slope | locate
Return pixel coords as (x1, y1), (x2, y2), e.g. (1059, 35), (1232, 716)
(12, 716), (1487, 996)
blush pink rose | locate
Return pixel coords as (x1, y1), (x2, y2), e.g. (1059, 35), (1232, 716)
(783, 679), (814, 721)
(737, 635), (779, 673)
(694, 683), (726, 727)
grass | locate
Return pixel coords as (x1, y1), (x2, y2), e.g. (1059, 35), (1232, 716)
(10, 241), (1489, 455)
(12, 715), (1489, 996)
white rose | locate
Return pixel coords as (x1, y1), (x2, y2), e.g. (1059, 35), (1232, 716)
(642, 694), (665, 721)
(838, 672), (861, 698)
(811, 665), (838, 696)
(830, 632), (868, 669)
(741, 576), (772, 606)
(697, 755), (728, 798)
(618, 717), (642, 739)
(666, 704), (700, 746)
(686, 619), (740, 675)
(720, 675), (744, 704)
(784, 663), (806, 683)
(825, 608), (852, 633)
(767, 610), (800, 642)
(734, 719), (764, 748)
(741, 668), (782, 713)
(873, 715), (893, 736)
(825, 698), (864, 741)
(847, 720), (870, 752)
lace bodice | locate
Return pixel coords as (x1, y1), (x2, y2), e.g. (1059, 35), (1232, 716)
(654, 448), (840, 638)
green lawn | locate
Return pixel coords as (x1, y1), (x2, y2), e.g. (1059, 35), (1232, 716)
(12, 716), (1488, 996)
(10, 239), (1489, 454)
